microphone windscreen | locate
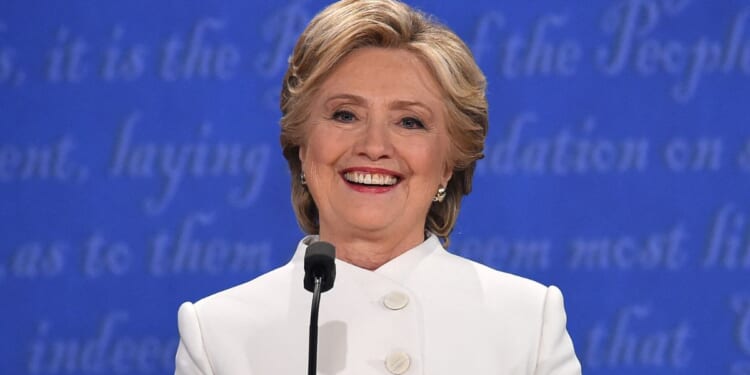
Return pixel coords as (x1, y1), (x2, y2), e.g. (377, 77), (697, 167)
(304, 241), (336, 293)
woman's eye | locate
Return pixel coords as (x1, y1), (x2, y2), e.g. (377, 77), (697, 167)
(332, 110), (357, 123)
(400, 117), (425, 129)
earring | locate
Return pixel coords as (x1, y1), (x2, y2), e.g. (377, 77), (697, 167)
(433, 186), (446, 202)
(300, 171), (307, 185)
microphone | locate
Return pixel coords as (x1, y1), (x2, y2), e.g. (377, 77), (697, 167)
(303, 241), (336, 375)
(304, 241), (336, 293)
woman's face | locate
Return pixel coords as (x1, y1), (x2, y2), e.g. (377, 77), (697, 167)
(299, 47), (453, 242)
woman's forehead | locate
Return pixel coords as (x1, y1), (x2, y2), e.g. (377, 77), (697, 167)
(316, 47), (445, 108)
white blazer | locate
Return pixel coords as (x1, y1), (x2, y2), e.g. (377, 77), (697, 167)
(175, 234), (581, 374)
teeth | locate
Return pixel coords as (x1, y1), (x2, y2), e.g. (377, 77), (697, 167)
(344, 171), (398, 186)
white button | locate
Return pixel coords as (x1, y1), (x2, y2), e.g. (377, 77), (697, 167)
(385, 351), (411, 374)
(383, 291), (409, 310)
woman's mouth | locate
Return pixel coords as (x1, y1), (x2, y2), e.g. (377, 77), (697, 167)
(340, 169), (401, 193)
(343, 171), (399, 186)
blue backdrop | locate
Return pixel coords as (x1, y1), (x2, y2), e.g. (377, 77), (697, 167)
(2, 0), (749, 374)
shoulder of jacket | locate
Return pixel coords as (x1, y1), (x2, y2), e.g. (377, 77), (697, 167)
(438, 249), (550, 303)
(191, 262), (298, 317)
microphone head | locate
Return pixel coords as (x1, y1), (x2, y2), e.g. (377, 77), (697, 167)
(304, 241), (336, 293)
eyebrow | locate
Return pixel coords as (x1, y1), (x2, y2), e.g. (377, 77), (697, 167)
(324, 94), (366, 107)
(391, 100), (434, 118)
(324, 94), (435, 118)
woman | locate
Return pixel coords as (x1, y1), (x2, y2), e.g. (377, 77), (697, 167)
(175, 1), (581, 374)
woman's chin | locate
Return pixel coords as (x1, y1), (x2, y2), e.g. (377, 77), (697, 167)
(323, 210), (405, 235)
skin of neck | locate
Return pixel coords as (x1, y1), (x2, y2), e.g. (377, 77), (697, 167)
(317, 219), (427, 270)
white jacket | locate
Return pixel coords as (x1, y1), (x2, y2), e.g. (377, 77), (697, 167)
(175, 234), (582, 374)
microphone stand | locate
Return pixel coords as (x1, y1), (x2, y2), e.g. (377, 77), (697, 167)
(304, 241), (335, 375)
(308, 276), (323, 375)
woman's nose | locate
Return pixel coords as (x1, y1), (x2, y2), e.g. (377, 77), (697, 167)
(355, 119), (394, 161)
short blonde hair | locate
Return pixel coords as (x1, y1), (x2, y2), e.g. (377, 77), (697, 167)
(280, 0), (488, 246)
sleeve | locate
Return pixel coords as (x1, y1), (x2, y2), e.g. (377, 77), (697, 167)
(175, 302), (215, 375)
(534, 286), (582, 375)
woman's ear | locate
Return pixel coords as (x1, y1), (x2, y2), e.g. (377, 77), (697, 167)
(298, 144), (306, 164)
(441, 162), (453, 187)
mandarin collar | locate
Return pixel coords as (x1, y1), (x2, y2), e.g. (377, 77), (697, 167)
(291, 233), (443, 284)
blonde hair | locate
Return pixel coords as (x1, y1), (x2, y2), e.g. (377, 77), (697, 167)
(280, 0), (488, 246)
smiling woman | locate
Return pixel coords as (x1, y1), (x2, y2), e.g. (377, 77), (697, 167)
(174, 1), (581, 374)
(279, 1), (489, 248)
(298, 47), (454, 269)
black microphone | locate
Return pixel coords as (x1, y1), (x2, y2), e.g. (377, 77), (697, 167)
(303, 241), (336, 375)
(304, 241), (336, 293)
